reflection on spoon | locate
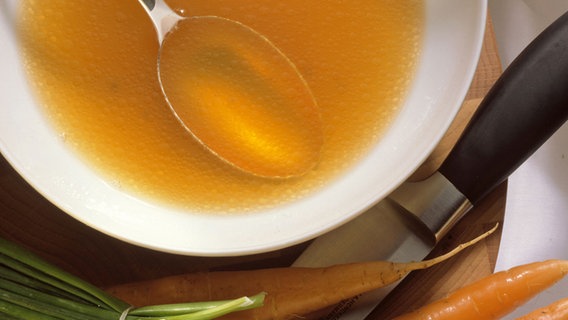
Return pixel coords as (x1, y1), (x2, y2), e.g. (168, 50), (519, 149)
(138, 0), (323, 178)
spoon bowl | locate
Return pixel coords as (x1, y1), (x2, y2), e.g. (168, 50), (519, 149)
(139, 0), (323, 178)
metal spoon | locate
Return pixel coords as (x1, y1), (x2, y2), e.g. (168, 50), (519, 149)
(138, 0), (323, 178)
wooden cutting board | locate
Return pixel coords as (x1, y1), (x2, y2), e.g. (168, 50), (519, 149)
(0, 14), (503, 319)
(369, 15), (504, 319)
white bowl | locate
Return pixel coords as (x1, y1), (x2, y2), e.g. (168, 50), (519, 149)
(0, 0), (486, 256)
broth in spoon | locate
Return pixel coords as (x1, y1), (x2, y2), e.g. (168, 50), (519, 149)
(141, 0), (322, 178)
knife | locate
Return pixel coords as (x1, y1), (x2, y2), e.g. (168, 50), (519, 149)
(293, 10), (568, 320)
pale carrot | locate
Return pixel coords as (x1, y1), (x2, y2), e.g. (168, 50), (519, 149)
(516, 297), (568, 320)
(106, 225), (497, 320)
(392, 259), (568, 320)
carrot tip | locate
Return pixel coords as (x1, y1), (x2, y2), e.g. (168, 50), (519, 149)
(413, 222), (499, 270)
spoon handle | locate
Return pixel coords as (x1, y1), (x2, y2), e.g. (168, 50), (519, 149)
(140, 0), (155, 10)
(137, 0), (182, 43)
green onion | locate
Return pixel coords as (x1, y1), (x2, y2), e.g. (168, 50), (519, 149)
(0, 238), (264, 319)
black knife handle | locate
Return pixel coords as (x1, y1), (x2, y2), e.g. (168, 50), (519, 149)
(439, 10), (568, 205)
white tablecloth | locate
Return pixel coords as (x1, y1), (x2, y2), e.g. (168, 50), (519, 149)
(490, 1), (568, 318)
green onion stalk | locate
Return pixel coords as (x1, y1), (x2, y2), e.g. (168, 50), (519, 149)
(0, 237), (265, 319)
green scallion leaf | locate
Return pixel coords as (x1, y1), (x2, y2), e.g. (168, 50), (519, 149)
(0, 237), (264, 320)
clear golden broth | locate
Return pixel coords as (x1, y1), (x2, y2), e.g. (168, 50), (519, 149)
(159, 17), (323, 178)
(17, 0), (423, 213)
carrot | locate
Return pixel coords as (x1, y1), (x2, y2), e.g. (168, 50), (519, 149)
(392, 259), (568, 320)
(106, 224), (497, 320)
(516, 297), (568, 320)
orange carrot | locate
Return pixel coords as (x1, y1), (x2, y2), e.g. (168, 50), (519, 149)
(392, 259), (568, 320)
(106, 225), (496, 320)
(516, 297), (568, 320)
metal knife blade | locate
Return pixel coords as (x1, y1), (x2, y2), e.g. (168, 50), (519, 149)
(293, 9), (568, 320)
(293, 172), (469, 319)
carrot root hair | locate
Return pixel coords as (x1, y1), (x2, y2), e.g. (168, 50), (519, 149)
(399, 223), (499, 273)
